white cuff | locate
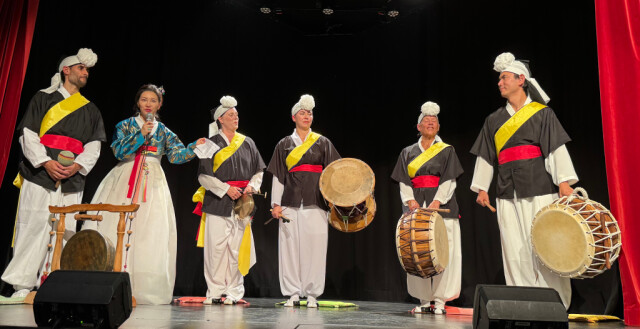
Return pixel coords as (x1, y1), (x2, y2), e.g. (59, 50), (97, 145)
(248, 171), (264, 192)
(471, 156), (493, 193)
(434, 179), (456, 204)
(74, 141), (101, 176)
(399, 182), (415, 206)
(19, 128), (51, 168)
(198, 174), (230, 198)
(271, 176), (284, 207)
(545, 144), (579, 186)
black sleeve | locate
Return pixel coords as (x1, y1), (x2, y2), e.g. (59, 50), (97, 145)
(391, 149), (412, 185)
(539, 108), (571, 157)
(470, 117), (497, 165)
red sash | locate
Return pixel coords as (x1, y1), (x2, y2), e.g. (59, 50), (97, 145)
(127, 145), (158, 200)
(192, 180), (250, 216)
(498, 145), (542, 165)
(289, 164), (323, 173)
(40, 134), (84, 154)
(411, 175), (440, 188)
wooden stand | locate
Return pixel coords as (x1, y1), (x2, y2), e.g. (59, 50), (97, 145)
(27, 203), (141, 307)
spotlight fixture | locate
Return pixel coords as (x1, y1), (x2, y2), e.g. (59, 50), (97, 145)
(260, 7), (272, 14)
(322, 8), (334, 15)
(387, 10), (399, 17)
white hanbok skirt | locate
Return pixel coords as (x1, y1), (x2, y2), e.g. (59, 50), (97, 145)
(83, 157), (176, 305)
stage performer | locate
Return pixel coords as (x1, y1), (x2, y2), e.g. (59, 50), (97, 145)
(192, 96), (265, 305)
(391, 101), (463, 314)
(2, 49), (104, 298)
(470, 52), (578, 308)
(83, 84), (200, 305)
(267, 94), (340, 308)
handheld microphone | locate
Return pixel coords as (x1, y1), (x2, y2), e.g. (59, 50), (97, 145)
(145, 113), (153, 141)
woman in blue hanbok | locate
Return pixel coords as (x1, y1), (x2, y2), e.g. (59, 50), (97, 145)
(84, 84), (200, 305)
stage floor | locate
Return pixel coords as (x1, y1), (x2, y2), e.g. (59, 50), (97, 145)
(0, 297), (628, 328)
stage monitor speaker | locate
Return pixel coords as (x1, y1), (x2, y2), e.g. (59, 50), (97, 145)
(33, 270), (132, 329)
(472, 285), (568, 329)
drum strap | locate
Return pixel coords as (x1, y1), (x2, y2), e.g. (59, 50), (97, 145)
(498, 145), (542, 164)
(494, 101), (546, 156)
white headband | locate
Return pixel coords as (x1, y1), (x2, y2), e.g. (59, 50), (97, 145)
(291, 94), (315, 116)
(209, 96), (237, 137)
(493, 52), (550, 104)
(41, 48), (98, 94)
(418, 101), (440, 124)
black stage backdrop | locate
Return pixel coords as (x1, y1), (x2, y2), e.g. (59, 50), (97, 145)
(0, 0), (622, 316)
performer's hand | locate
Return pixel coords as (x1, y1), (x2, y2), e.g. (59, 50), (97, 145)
(558, 182), (573, 197)
(60, 163), (82, 179)
(407, 200), (420, 211)
(243, 186), (254, 195)
(43, 160), (68, 181)
(196, 138), (206, 146)
(226, 186), (242, 200)
(427, 200), (441, 209)
(476, 190), (490, 207)
(140, 121), (154, 137)
(271, 205), (283, 219)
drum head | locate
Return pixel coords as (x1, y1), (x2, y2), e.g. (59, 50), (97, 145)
(328, 195), (376, 232)
(431, 213), (449, 273)
(532, 205), (595, 277)
(319, 158), (375, 207)
(61, 229), (115, 271)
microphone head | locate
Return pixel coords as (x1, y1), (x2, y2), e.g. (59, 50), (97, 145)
(146, 113), (153, 121)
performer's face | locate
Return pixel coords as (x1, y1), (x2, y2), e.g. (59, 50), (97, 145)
(417, 116), (439, 138)
(218, 108), (239, 132)
(137, 91), (161, 118)
(292, 110), (313, 130)
(498, 72), (524, 98)
(65, 64), (89, 89)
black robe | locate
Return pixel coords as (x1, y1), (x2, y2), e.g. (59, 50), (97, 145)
(470, 106), (571, 199)
(17, 90), (106, 193)
(198, 134), (265, 217)
(391, 142), (464, 218)
(267, 135), (341, 210)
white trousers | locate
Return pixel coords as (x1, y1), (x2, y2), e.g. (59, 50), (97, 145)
(496, 193), (572, 309)
(407, 217), (462, 303)
(204, 212), (249, 301)
(2, 179), (81, 290)
(278, 205), (328, 298)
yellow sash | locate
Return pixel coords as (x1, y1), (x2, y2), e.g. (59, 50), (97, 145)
(286, 132), (321, 170)
(13, 92), (90, 189)
(494, 102), (546, 156)
(193, 132), (254, 275)
(407, 142), (450, 178)
(39, 92), (90, 137)
(213, 133), (246, 173)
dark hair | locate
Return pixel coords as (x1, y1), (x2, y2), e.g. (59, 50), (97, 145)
(133, 84), (164, 119)
(511, 72), (530, 94)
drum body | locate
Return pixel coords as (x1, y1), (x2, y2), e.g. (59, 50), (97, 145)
(319, 158), (376, 232)
(60, 229), (115, 271)
(531, 189), (621, 278)
(395, 208), (449, 278)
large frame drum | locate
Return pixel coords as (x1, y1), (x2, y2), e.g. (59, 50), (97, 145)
(60, 229), (116, 271)
(319, 158), (376, 232)
(395, 208), (449, 278)
(531, 188), (621, 278)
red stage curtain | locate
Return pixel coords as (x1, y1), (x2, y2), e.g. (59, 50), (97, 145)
(595, 0), (640, 325)
(0, 0), (39, 187)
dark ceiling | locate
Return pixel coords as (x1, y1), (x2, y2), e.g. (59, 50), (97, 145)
(235, 0), (430, 35)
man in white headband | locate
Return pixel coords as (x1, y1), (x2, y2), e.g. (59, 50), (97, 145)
(391, 101), (463, 314)
(193, 96), (265, 305)
(267, 94), (341, 308)
(470, 52), (578, 308)
(2, 48), (105, 299)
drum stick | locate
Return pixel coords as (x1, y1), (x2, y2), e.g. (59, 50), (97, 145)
(482, 201), (497, 213)
(268, 209), (291, 223)
(424, 208), (451, 213)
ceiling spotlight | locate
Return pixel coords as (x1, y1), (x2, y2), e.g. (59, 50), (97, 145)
(260, 7), (272, 14)
(387, 10), (399, 18)
(322, 8), (334, 15)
